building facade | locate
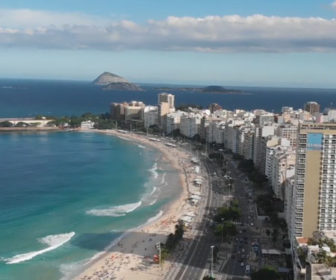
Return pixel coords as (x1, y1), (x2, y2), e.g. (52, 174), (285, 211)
(291, 123), (336, 241)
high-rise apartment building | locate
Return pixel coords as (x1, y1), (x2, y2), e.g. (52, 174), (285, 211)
(304, 101), (320, 114)
(158, 93), (175, 110)
(158, 93), (175, 128)
(291, 123), (336, 241)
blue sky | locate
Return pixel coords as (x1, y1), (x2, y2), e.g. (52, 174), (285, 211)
(0, 0), (336, 88)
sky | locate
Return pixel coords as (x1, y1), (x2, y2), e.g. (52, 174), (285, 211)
(0, 0), (336, 88)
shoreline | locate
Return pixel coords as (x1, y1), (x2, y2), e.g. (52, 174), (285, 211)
(0, 127), (62, 132)
(72, 129), (204, 280)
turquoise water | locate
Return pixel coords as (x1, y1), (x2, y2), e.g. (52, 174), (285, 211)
(0, 132), (180, 280)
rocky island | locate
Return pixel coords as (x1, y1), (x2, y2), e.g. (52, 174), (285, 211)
(154, 85), (243, 95)
(93, 72), (143, 91)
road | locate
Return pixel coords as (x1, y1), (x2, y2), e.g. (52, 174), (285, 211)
(165, 153), (234, 280)
(219, 157), (259, 280)
(165, 148), (261, 280)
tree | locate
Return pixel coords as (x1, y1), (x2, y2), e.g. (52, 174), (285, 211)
(272, 228), (279, 243)
(214, 206), (241, 222)
(0, 121), (13, 127)
(203, 276), (215, 280)
(15, 122), (29, 127)
(94, 119), (116, 129)
(326, 256), (336, 267)
(238, 159), (254, 173)
(214, 222), (237, 240)
(164, 220), (185, 251)
(251, 267), (280, 280)
(69, 116), (82, 128)
(34, 115), (45, 120)
(316, 250), (327, 264)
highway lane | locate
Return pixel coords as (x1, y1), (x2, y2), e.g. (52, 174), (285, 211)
(173, 158), (216, 280)
(175, 157), (235, 280)
(221, 155), (260, 280)
(166, 150), (258, 280)
(163, 154), (214, 280)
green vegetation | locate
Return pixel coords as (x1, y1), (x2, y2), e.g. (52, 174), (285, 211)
(0, 121), (13, 127)
(213, 200), (240, 241)
(34, 115), (45, 120)
(15, 122), (29, 127)
(256, 194), (286, 229)
(251, 267), (280, 280)
(297, 246), (307, 266)
(237, 158), (267, 186)
(165, 220), (185, 251)
(214, 221), (237, 239)
(214, 200), (241, 223)
(308, 236), (336, 252)
(160, 220), (185, 262)
(306, 234), (336, 267)
(203, 276), (215, 280)
(37, 112), (118, 129)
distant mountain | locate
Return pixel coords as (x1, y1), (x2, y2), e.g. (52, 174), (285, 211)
(93, 72), (143, 91)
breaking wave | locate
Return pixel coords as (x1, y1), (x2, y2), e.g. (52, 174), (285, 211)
(86, 201), (142, 217)
(149, 162), (158, 179)
(4, 232), (75, 264)
(146, 210), (163, 224)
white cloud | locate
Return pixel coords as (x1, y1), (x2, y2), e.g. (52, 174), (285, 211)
(332, 1), (336, 9)
(0, 9), (109, 28)
(0, 9), (336, 53)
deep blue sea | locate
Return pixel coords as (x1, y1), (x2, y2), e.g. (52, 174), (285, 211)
(0, 79), (336, 117)
(0, 131), (180, 280)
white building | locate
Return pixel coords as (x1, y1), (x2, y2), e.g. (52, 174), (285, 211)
(80, 120), (95, 129)
(276, 124), (298, 147)
(143, 106), (159, 129)
(180, 113), (202, 138)
(253, 125), (277, 173)
(265, 141), (296, 200)
(165, 111), (185, 134)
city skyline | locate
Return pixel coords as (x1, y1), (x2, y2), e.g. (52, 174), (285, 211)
(1, 0), (336, 88)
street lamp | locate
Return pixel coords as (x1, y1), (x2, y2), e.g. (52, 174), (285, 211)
(221, 218), (225, 243)
(156, 242), (161, 267)
(210, 245), (215, 278)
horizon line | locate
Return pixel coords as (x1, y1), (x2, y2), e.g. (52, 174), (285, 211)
(0, 76), (336, 91)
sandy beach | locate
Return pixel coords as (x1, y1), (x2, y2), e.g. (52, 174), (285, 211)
(73, 129), (208, 280)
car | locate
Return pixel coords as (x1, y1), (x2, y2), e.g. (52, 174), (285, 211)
(245, 264), (251, 274)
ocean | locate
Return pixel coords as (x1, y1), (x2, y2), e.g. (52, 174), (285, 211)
(0, 79), (336, 118)
(0, 131), (181, 280)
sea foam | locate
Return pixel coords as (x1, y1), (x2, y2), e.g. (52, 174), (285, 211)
(4, 232), (75, 264)
(146, 210), (163, 224)
(86, 201), (142, 217)
(149, 162), (159, 179)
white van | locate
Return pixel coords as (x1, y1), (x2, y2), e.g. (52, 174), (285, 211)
(245, 264), (250, 274)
